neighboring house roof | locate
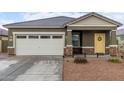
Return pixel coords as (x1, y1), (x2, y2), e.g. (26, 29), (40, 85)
(3, 16), (75, 28)
(117, 28), (124, 36)
(3, 12), (122, 28)
(0, 28), (8, 36)
(67, 12), (122, 27)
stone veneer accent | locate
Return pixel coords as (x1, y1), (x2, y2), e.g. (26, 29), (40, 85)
(8, 48), (15, 55)
(109, 47), (118, 56)
(8, 47), (113, 56)
(82, 48), (109, 55)
(64, 47), (73, 56)
(64, 47), (110, 56)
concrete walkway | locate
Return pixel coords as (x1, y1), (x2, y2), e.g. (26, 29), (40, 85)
(0, 56), (63, 81)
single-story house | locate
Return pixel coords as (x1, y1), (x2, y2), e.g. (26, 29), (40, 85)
(0, 28), (8, 53)
(3, 12), (122, 56)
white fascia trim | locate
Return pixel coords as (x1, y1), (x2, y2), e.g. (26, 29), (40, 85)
(66, 45), (73, 47)
(8, 46), (14, 48)
(109, 45), (118, 47)
(82, 46), (94, 48)
(4, 26), (64, 28)
(106, 47), (110, 48)
(65, 46), (110, 48)
(82, 46), (110, 48)
(111, 30), (116, 31)
(13, 32), (65, 35)
(67, 29), (72, 32)
(82, 46), (109, 48)
(68, 25), (116, 27)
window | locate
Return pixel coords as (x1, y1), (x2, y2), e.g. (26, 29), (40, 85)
(29, 35), (39, 39)
(16, 35), (26, 39)
(72, 34), (80, 47)
(52, 35), (62, 39)
(40, 36), (50, 39)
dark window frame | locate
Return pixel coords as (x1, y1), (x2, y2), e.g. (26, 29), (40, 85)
(40, 35), (50, 39)
(52, 35), (63, 39)
(28, 35), (39, 39)
(16, 35), (27, 39)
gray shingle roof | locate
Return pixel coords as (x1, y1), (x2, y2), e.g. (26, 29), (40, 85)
(3, 12), (122, 29)
(0, 28), (8, 36)
(3, 16), (75, 28)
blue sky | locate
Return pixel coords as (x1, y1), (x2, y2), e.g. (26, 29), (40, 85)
(0, 12), (23, 21)
(0, 12), (124, 29)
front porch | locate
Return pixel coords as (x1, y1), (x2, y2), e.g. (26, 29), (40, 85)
(64, 29), (118, 57)
(64, 13), (121, 57)
(72, 30), (110, 55)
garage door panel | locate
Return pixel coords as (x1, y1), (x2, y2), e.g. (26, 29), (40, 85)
(16, 34), (64, 55)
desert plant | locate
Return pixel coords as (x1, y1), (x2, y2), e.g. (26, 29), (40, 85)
(108, 58), (122, 63)
(74, 57), (88, 64)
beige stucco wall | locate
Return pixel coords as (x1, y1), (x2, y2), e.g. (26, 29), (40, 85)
(2, 37), (8, 40)
(110, 31), (117, 45)
(66, 31), (72, 45)
(70, 16), (117, 26)
(0, 36), (8, 52)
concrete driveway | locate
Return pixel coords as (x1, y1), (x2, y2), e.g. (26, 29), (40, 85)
(0, 56), (63, 81)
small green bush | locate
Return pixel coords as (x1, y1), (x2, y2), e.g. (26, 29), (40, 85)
(74, 57), (88, 64)
(108, 58), (122, 63)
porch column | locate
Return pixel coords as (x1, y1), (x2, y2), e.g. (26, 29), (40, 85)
(8, 30), (15, 55)
(109, 29), (118, 56)
(64, 29), (73, 56)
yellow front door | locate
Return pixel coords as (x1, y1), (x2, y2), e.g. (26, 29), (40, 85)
(94, 33), (105, 54)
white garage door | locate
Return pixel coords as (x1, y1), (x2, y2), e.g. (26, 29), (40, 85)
(16, 33), (64, 55)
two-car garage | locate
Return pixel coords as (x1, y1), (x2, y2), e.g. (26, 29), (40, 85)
(15, 32), (65, 55)
(3, 16), (74, 56)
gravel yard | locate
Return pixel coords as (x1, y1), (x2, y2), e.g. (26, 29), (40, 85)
(63, 57), (124, 81)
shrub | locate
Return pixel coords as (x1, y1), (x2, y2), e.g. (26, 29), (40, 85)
(108, 58), (122, 63)
(74, 57), (88, 64)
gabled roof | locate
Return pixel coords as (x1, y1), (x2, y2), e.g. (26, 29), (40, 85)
(66, 12), (122, 27)
(0, 28), (8, 36)
(3, 12), (122, 29)
(3, 16), (75, 28)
